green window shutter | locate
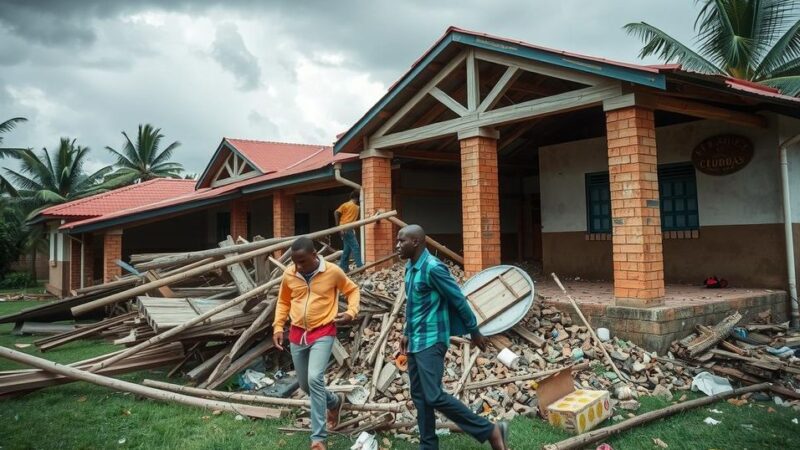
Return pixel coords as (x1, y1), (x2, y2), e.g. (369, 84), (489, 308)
(585, 172), (611, 233)
(658, 163), (699, 231)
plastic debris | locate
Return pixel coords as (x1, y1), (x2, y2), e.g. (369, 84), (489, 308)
(691, 372), (733, 396)
(237, 369), (274, 390)
(350, 431), (378, 450)
(703, 417), (721, 425)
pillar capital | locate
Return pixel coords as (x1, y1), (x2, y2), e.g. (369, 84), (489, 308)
(359, 148), (393, 160)
(457, 127), (499, 141)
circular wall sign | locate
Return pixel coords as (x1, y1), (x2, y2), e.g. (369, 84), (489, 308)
(691, 134), (754, 176)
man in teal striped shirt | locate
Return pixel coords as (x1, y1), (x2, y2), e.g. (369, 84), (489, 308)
(397, 224), (508, 450)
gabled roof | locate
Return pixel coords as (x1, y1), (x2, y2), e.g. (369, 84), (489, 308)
(39, 178), (196, 220)
(334, 26), (799, 154)
(58, 143), (357, 234)
(195, 138), (341, 188)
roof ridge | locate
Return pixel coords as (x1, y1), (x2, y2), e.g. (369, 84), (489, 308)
(225, 137), (331, 148)
(43, 178), (190, 214)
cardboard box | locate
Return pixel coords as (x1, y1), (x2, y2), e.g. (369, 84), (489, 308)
(537, 367), (612, 434)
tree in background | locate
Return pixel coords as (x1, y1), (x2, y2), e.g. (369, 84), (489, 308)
(0, 138), (118, 215)
(105, 124), (183, 184)
(625, 0), (800, 95)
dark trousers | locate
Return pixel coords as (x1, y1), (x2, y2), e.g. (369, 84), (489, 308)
(408, 342), (494, 449)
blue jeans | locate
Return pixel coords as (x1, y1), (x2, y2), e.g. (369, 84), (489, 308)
(339, 229), (363, 272)
(290, 336), (339, 443)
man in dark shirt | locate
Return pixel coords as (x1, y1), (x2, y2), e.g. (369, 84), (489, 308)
(397, 224), (509, 450)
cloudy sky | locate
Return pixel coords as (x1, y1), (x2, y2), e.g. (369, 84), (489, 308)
(0, 0), (698, 176)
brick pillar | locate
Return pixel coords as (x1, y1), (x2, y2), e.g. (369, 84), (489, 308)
(103, 229), (123, 283)
(606, 106), (664, 306)
(459, 129), (501, 277)
(230, 199), (249, 240)
(273, 190), (295, 238)
(361, 151), (393, 266)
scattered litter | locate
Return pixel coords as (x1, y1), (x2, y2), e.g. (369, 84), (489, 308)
(117, 438), (126, 445)
(792, 418), (798, 424)
(234, 415), (244, 421)
(652, 437), (668, 448)
(766, 346), (794, 358)
(13, 343), (31, 349)
(350, 431), (378, 450)
(703, 417), (721, 425)
(237, 369), (274, 390)
(708, 409), (722, 414)
(740, 424), (754, 431)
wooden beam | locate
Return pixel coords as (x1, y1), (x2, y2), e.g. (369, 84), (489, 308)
(373, 51), (467, 138)
(371, 83), (621, 149)
(478, 65), (520, 113)
(392, 149), (460, 163)
(474, 49), (606, 87)
(466, 49), (480, 111)
(429, 87), (468, 117)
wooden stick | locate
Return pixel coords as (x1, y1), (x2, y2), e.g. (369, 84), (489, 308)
(0, 346), (282, 419)
(465, 362), (590, 391)
(365, 284), (405, 365)
(386, 216), (463, 265)
(452, 347), (479, 398)
(72, 210), (398, 316)
(135, 237), (293, 271)
(542, 382), (771, 450)
(369, 313), (391, 401)
(551, 273), (627, 383)
(141, 380), (404, 412)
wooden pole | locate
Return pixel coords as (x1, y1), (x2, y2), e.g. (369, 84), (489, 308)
(386, 216), (463, 265)
(452, 347), (479, 398)
(551, 273), (627, 383)
(542, 382), (771, 450)
(141, 379), (404, 413)
(0, 346), (283, 419)
(365, 284), (405, 365)
(72, 210), (397, 317)
(465, 362), (590, 391)
(135, 236), (293, 271)
(346, 252), (400, 277)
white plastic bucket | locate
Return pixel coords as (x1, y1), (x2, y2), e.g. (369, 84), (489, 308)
(497, 347), (520, 369)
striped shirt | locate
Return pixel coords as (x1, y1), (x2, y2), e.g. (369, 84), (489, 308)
(403, 249), (479, 354)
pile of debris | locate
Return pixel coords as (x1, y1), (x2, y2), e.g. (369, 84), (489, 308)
(1, 209), (799, 443)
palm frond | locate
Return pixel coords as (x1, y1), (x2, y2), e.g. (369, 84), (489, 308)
(759, 75), (800, 95)
(694, 0), (758, 78)
(150, 140), (181, 167)
(0, 174), (19, 196)
(34, 189), (66, 205)
(3, 167), (43, 192)
(750, 0), (798, 62)
(624, 22), (723, 74)
(755, 16), (800, 77)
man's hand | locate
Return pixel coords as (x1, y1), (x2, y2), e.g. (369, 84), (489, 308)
(470, 331), (487, 352)
(272, 332), (285, 351)
(400, 335), (409, 355)
(334, 312), (353, 325)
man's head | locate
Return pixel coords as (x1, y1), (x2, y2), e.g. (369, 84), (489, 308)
(396, 224), (426, 260)
(290, 237), (320, 274)
(350, 190), (360, 205)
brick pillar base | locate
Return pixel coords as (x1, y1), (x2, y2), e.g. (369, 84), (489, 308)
(606, 106), (664, 306)
(230, 199), (249, 240)
(103, 230), (123, 283)
(362, 153), (393, 267)
(460, 131), (501, 277)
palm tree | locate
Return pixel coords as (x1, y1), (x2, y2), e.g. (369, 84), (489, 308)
(105, 124), (183, 184)
(0, 117), (28, 194)
(625, 0), (800, 96)
(0, 138), (118, 214)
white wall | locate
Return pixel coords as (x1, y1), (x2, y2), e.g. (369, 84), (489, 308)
(777, 114), (800, 223)
(539, 118), (781, 232)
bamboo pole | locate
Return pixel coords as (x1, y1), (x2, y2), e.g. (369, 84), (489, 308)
(551, 273), (627, 383)
(542, 382), (771, 450)
(385, 216), (463, 265)
(346, 252), (400, 277)
(141, 379), (404, 413)
(135, 236), (294, 271)
(72, 210), (397, 317)
(0, 346), (283, 419)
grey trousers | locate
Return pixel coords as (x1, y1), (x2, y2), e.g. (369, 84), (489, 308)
(290, 335), (339, 442)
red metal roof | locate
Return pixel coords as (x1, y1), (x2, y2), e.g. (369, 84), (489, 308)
(40, 178), (196, 219)
(225, 139), (337, 173)
(58, 144), (357, 231)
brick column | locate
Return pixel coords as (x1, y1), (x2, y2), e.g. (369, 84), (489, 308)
(273, 190), (295, 238)
(459, 128), (501, 277)
(230, 199), (249, 240)
(361, 150), (393, 266)
(103, 229), (123, 283)
(606, 106), (664, 306)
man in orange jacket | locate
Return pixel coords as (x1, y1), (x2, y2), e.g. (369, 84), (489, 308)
(273, 237), (360, 450)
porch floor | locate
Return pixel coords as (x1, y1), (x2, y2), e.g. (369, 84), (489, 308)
(529, 279), (788, 354)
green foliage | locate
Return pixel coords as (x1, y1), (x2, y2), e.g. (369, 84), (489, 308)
(625, 0), (800, 95)
(105, 124), (184, 184)
(0, 271), (37, 289)
(0, 203), (25, 277)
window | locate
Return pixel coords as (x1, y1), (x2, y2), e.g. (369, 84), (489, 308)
(295, 213), (310, 235)
(658, 163), (699, 231)
(585, 172), (611, 233)
(584, 162), (699, 234)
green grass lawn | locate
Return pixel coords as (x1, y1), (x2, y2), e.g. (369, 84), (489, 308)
(0, 300), (797, 449)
